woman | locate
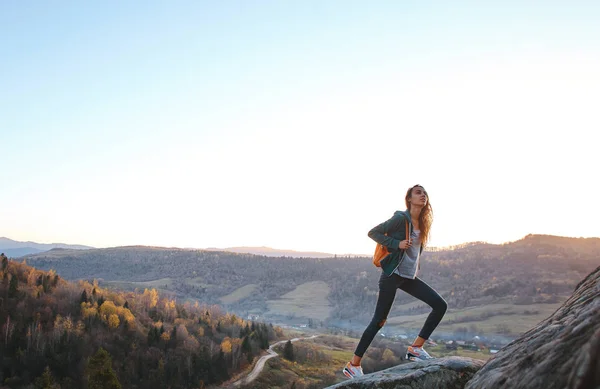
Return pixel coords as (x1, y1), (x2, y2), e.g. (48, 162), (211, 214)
(343, 184), (448, 379)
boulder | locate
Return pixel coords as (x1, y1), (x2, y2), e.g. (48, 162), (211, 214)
(326, 356), (485, 389)
(465, 265), (600, 389)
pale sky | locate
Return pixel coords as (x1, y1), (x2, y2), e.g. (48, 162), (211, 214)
(1, 1), (599, 255)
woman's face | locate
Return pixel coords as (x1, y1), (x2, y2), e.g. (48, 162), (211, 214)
(409, 186), (428, 207)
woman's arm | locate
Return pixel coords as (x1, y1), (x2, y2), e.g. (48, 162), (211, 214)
(368, 213), (405, 252)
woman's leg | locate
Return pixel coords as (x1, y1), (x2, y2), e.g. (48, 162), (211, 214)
(353, 273), (401, 360)
(399, 277), (447, 341)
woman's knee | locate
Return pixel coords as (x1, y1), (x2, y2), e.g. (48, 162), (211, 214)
(435, 298), (448, 315)
(369, 317), (387, 329)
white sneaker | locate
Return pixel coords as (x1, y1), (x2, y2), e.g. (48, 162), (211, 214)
(406, 345), (434, 361)
(342, 362), (364, 379)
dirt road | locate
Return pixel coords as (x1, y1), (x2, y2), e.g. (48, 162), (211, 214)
(231, 335), (319, 387)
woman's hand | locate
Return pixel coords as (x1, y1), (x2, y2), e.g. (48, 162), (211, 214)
(399, 239), (413, 249)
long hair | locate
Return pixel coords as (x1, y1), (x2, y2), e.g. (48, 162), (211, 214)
(405, 184), (433, 247)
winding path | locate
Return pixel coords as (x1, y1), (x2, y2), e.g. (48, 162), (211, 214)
(231, 335), (319, 387)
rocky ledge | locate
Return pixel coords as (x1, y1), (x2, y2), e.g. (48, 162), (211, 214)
(327, 356), (485, 389)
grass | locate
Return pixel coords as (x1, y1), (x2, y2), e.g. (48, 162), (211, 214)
(266, 281), (332, 320)
(103, 277), (216, 295)
(184, 277), (212, 288)
(425, 344), (492, 361)
(260, 336), (352, 388)
(220, 284), (258, 304)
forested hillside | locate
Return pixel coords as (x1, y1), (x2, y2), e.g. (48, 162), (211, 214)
(0, 253), (281, 388)
(23, 235), (600, 331)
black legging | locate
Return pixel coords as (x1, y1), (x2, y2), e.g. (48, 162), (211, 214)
(354, 272), (448, 357)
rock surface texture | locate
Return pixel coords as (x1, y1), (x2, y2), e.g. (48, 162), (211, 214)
(327, 266), (599, 389)
(465, 265), (600, 389)
(326, 357), (485, 389)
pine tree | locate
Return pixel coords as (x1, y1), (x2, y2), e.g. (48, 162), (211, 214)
(168, 326), (178, 348)
(283, 340), (295, 361)
(214, 350), (229, 382)
(147, 327), (158, 346)
(1, 253), (7, 270)
(123, 300), (129, 309)
(86, 348), (122, 389)
(42, 274), (50, 293)
(35, 366), (58, 389)
(81, 290), (88, 303)
(241, 336), (251, 355)
(8, 274), (19, 298)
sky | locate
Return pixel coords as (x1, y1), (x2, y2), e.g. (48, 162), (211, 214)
(1, 1), (599, 255)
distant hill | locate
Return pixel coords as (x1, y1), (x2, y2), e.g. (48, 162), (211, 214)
(2, 247), (46, 257)
(23, 234), (600, 339)
(0, 237), (93, 257)
(1, 237), (365, 258)
(204, 246), (340, 258)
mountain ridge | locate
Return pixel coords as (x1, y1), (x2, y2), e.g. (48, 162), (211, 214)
(6, 233), (598, 259)
(0, 237), (94, 257)
(20, 234), (599, 339)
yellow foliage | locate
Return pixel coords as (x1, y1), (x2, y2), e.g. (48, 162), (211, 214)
(221, 337), (232, 353)
(166, 299), (176, 310)
(63, 316), (73, 332)
(112, 294), (125, 306)
(81, 302), (98, 319)
(160, 332), (171, 342)
(143, 288), (159, 308)
(75, 320), (85, 336)
(197, 327), (204, 337)
(99, 300), (117, 316)
(122, 310), (135, 326)
(108, 314), (120, 329)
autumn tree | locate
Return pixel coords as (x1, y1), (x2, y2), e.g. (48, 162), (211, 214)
(108, 314), (120, 329)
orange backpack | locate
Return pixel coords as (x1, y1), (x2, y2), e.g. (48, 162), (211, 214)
(372, 219), (409, 267)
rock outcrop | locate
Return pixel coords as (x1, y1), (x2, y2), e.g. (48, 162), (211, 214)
(327, 356), (485, 389)
(327, 266), (600, 389)
(465, 265), (600, 389)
